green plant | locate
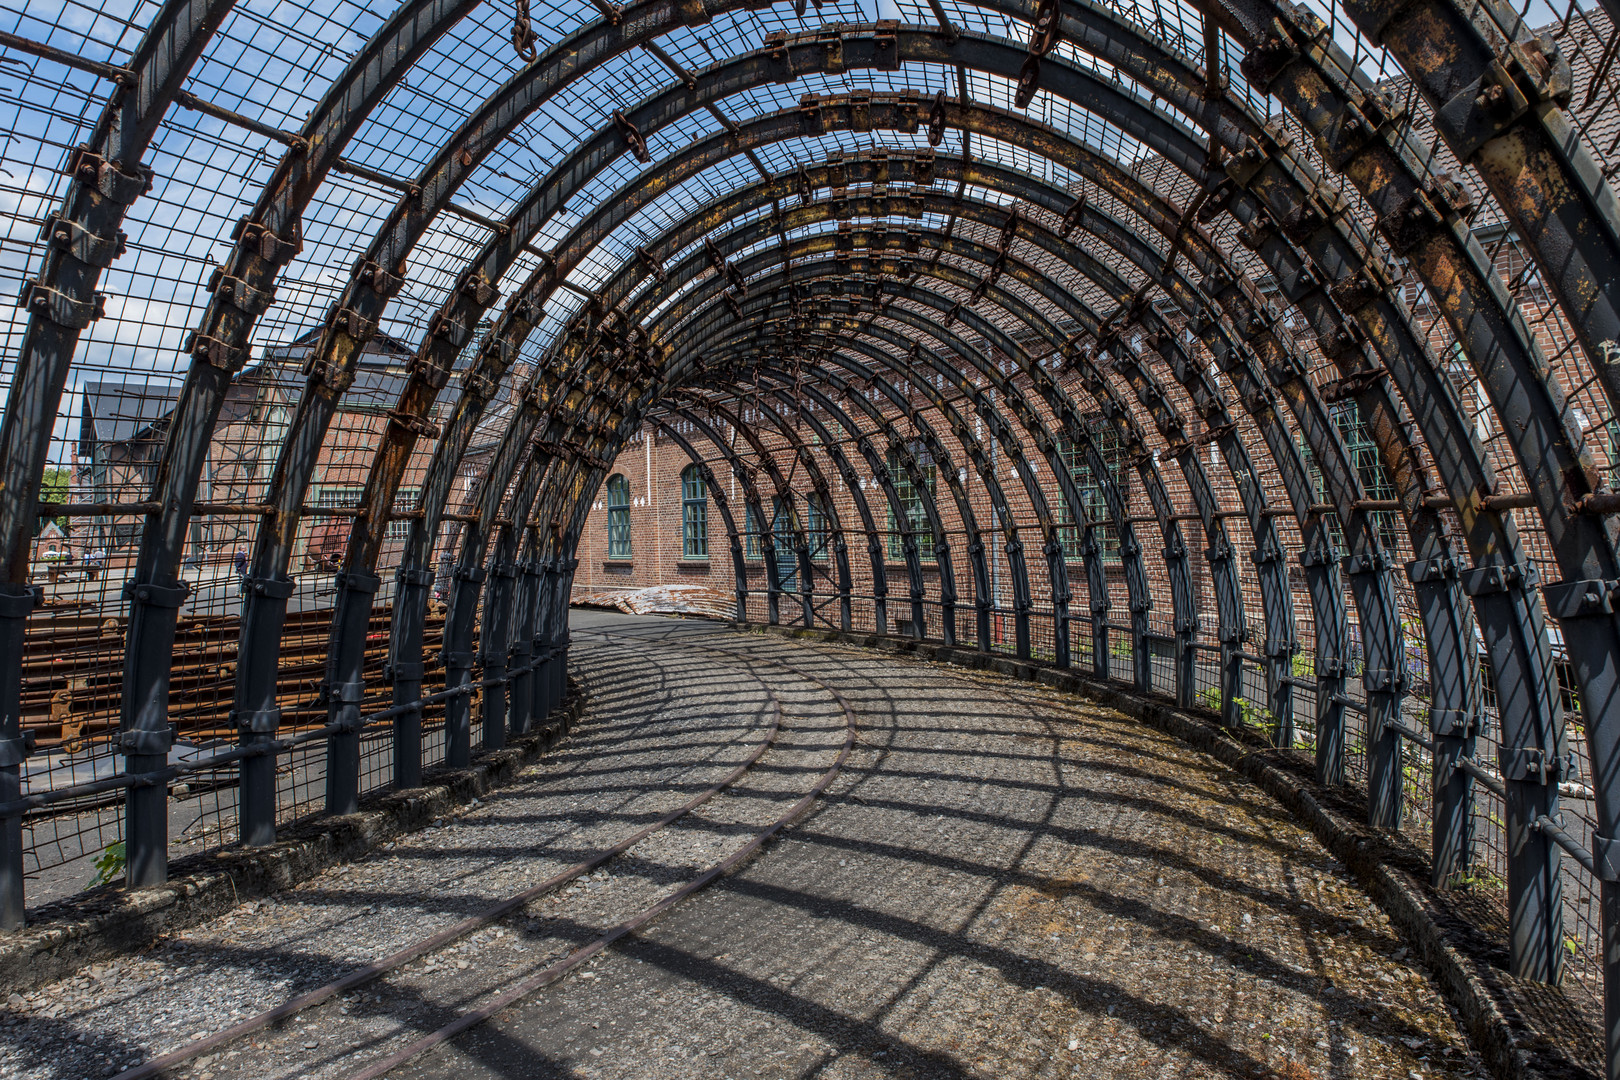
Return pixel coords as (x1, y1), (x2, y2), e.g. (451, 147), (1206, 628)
(88, 841), (125, 888)
(1292, 653), (1315, 679)
(1444, 865), (1505, 892)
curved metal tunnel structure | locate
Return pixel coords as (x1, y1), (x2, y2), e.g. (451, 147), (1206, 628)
(4, 0), (1620, 1070)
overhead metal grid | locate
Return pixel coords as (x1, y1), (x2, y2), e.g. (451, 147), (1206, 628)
(3, 0), (1620, 1072)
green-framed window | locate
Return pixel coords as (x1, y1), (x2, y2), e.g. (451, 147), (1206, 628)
(606, 474), (632, 558)
(681, 464), (707, 558)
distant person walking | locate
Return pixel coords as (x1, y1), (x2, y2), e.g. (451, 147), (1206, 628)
(234, 548), (249, 595)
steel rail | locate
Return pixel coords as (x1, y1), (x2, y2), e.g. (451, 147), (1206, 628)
(110, 633), (789, 1080)
(342, 629), (859, 1080)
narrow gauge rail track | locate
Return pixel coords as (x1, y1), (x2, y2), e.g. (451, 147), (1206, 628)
(111, 629), (858, 1080)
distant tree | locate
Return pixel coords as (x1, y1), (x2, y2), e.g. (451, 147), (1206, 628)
(37, 468), (69, 535)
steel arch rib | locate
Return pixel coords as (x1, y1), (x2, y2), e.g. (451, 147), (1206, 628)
(0, 0), (237, 925)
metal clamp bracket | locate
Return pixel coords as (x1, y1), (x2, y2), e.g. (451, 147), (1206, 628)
(388, 409), (441, 440)
(0, 587), (41, 620)
(1298, 544), (1340, 568)
(1498, 746), (1570, 784)
(1406, 554), (1458, 584)
(387, 662), (425, 683)
(1342, 548), (1391, 575)
(117, 726), (174, 756)
(327, 680), (369, 706)
(1429, 708), (1476, 738)
(1541, 577), (1617, 619)
(337, 570), (382, 595)
(17, 280), (104, 329)
(0, 733), (35, 768)
(233, 217), (302, 267)
(186, 331), (247, 372)
(41, 212), (126, 268)
(123, 580), (190, 608)
(1460, 562), (1538, 597)
(208, 266), (277, 316)
(1362, 668), (1400, 693)
(67, 146), (151, 205)
(245, 575), (297, 600)
(234, 707), (282, 735)
(397, 567), (434, 587)
(326, 306), (378, 345)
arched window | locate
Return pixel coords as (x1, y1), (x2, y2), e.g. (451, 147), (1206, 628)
(681, 464), (707, 558)
(606, 474), (632, 558)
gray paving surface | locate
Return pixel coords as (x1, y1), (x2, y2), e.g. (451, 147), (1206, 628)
(0, 612), (1484, 1079)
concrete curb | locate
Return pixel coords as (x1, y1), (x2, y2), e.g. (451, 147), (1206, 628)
(749, 623), (1601, 1080)
(0, 686), (585, 996)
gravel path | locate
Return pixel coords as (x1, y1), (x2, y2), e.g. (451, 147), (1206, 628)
(1, 612), (1485, 1080)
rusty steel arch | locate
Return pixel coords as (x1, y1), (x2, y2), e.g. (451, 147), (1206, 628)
(6, 1), (1620, 1074)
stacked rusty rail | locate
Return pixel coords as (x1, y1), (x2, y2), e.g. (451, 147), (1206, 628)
(20, 606), (450, 752)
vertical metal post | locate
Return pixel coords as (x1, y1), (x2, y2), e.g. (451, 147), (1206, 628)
(798, 544), (815, 629)
(324, 569), (379, 816)
(870, 539), (888, 635)
(553, 557), (576, 706)
(1299, 542), (1347, 786)
(506, 560), (540, 738)
(971, 538), (991, 650)
(1402, 550), (1479, 887)
(907, 537), (925, 640)
(234, 574), (294, 846)
(731, 539), (748, 623)
(1429, 697), (1478, 887)
(1348, 551), (1404, 829)
(1176, 620), (1195, 710)
(0, 585), (38, 927)
(1476, 565), (1566, 985)
(763, 533), (781, 626)
(481, 559), (516, 752)
(1007, 539), (1030, 659)
(529, 559), (554, 726)
(1220, 636), (1242, 729)
(1544, 580), (1620, 1069)
(1047, 542), (1070, 668)
(440, 563), (484, 768)
(1267, 646), (1295, 748)
(836, 537), (853, 632)
(121, 579), (189, 887)
(389, 567), (431, 789)
(1131, 599), (1149, 691)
